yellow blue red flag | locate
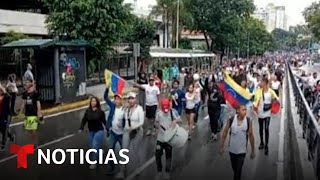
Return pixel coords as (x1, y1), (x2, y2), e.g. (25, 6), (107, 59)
(104, 69), (126, 96)
(218, 72), (253, 108)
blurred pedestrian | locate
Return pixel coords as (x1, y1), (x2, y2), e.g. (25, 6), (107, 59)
(6, 74), (18, 115)
(0, 85), (15, 151)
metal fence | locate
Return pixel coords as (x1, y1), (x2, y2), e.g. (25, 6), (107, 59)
(287, 63), (320, 180)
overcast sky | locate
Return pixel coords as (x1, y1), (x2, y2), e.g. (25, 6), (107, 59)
(127, 0), (318, 26)
(254, 0), (319, 26)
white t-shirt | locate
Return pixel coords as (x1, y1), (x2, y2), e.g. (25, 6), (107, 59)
(185, 92), (197, 109)
(124, 105), (144, 130)
(271, 81), (281, 90)
(142, 84), (160, 106)
(258, 91), (272, 118)
(111, 107), (125, 135)
(156, 109), (181, 142)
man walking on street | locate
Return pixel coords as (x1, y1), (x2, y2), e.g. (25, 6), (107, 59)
(220, 105), (255, 180)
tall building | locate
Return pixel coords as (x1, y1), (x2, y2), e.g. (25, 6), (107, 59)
(254, 3), (288, 32)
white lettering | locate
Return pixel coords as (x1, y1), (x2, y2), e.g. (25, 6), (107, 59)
(119, 149), (130, 164)
(66, 149), (79, 164)
(99, 149), (104, 164)
(86, 149), (97, 165)
(104, 150), (118, 164)
(37, 149), (50, 164)
(80, 149), (84, 164)
(52, 149), (66, 164)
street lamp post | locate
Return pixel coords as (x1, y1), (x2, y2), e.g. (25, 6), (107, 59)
(176, 0), (180, 49)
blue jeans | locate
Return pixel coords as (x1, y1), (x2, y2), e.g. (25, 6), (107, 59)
(89, 130), (105, 161)
(173, 106), (183, 116)
(108, 130), (123, 170)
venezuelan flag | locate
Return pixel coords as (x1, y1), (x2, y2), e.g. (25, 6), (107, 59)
(104, 69), (126, 96)
(218, 72), (253, 108)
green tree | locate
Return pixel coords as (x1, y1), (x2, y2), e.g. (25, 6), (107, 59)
(239, 17), (272, 56)
(150, 0), (192, 48)
(0, 30), (27, 45)
(126, 17), (156, 59)
(179, 38), (192, 49)
(44, 0), (132, 55)
(271, 28), (296, 50)
(304, 2), (320, 40)
(184, 0), (255, 60)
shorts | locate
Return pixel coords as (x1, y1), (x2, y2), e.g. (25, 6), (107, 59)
(24, 116), (39, 131)
(146, 105), (157, 119)
(185, 108), (196, 114)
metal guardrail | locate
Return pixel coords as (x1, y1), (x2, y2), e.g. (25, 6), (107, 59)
(287, 63), (320, 180)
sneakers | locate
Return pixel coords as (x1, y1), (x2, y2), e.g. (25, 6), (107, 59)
(115, 171), (125, 179)
(265, 146), (269, 155)
(188, 134), (191, 141)
(211, 133), (218, 141)
(163, 172), (170, 180)
(258, 143), (264, 150)
(146, 130), (152, 136)
(89, 164), (97, 170)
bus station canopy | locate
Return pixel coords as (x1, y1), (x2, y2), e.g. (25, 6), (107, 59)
(150, 47), (215, 58)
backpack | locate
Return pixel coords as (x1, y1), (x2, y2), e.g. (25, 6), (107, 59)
(229, 115), (251, 145)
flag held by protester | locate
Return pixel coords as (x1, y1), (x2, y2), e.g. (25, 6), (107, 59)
(104, 69), (126, 96)
(218, 72), (253, 108)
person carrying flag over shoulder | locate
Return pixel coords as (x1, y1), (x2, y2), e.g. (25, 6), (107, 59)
(218, 71), (253, 109)
(253, 77), (280, 155)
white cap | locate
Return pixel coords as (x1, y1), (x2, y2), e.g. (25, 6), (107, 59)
(127, 92), (137, 98)
(27, 63), (32, 69)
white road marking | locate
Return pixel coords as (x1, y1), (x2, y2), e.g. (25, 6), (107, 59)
(0, 133), (76, 164)
(125, 157), (155, 180)
(10, 101), (107, 127)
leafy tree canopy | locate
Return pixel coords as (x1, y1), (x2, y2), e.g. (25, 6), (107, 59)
(125, 17), (156, 59)
(44, 0), (132, 55)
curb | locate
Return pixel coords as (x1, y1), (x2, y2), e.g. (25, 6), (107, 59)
(11, 87), (139, 123)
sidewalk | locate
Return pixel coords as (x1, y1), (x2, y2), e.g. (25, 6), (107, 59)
(11, 83), (138, 123)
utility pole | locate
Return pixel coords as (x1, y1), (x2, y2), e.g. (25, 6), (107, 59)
(176, 0), (180, 49)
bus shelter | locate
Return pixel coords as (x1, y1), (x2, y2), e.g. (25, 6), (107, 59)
(1, 39), (89, 103)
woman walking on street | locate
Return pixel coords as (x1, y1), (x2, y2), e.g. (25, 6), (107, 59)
(79, 96), (107, 170)
(185, 84), (198, 141)
(6, 74), (18, 115)
(0, 85), (15, 151)
(220, 105), (255, 180)
(116, 92), (144, 179)
(204, 82), (225, 140)
(253, 77), (279, 155)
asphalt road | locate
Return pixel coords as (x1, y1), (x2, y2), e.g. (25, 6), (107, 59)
(0, 100), (283, 180)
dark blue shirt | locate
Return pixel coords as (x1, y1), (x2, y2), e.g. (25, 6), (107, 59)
(170, 89), (185, 110)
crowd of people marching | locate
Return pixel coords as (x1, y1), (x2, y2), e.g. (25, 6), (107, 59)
(77, 54), (285, 180)
(0, 63), (43, 152)
(0, 56), (288, 180)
